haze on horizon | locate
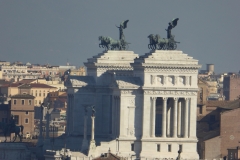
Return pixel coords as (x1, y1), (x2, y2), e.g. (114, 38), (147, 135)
(0, 1), (240, 74)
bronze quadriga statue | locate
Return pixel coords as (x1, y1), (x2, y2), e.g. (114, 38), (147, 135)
(99, 20), (130, 51)
(148, 18), (180, 50)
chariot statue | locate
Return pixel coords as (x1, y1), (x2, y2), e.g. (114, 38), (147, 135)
(99, 20), (130, 51)
(148, 18), (180, 50)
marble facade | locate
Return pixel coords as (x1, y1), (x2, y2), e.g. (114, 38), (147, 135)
(65, 50), (201, 159)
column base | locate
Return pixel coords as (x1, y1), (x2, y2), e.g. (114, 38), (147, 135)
(88, 140), (96, 157)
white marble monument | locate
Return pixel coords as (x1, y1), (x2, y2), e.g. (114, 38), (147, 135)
(65, 50), (201, 159)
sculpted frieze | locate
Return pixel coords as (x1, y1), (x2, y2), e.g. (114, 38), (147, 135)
(144, 68), (198, 73)
(96, 66), (133, 72)
(144, 90), (197, 96)
(120, 90), (143, 94)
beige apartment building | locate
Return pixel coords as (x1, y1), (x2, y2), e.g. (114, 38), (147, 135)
(10, 94), (35, 135)
(1, 82), (58, 106)
(28, 84), (58, 106)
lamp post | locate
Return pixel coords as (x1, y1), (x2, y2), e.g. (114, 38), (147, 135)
(88, 105), (96, 157)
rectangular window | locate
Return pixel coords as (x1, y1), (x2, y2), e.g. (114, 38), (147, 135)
(43, 93), (45, 97)
(26, 111), (29, 115)
(39, 93), (41, 96)
(14, 99), (17, 105)
(21, 100), (25, 105)
(35, 100), (37, 105)
(25, 118), (29, 123)
(35, 93), (37, 96)
(168, 144), (171, 152)
(131, 143), (134, 151)
(179, 144), (182, 152)
(14, 115), (19, 124)
(39, 100), (41, 104)
(28, 100), (32, 105)
(157, 144), (160, 152)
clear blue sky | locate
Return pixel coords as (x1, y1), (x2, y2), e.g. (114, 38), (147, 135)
(0, 1), (240, 73)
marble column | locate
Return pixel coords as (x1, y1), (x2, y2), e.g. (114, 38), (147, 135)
(88, 115), (96, 157)
(112, 96), (116, 138)
(166, 100), (171, 137)
(116, 96), (120, 137)
(142, 96), (151, 138)
(162, 97), (167, 138)
(177, 101), (182, 137)
(119, 96), (125, 137)
(184, 98), (189, 138)
(173, 98), (178, 138)
(151, 97), (156, 137)
(189, 97), (197, 138)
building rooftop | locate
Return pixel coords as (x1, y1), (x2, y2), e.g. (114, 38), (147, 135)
(11, 94), (35, 99)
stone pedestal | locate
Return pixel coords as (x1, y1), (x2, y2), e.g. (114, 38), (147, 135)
(0, 143), (32, 160)
(88, 140), (96, 157)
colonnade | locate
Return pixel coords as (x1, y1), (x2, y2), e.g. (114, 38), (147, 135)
(151, 97), (190, 138)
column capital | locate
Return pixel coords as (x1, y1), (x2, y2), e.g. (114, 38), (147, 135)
(174, 97), (179, 101)
(163, 97), (168, 101)
(184, 97), (190, 101)
(151, 97), (157, 101)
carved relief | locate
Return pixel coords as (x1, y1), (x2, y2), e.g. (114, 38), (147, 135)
(185, 76), (189, 85)
(157, 76), (163, 85)
(96, 66), (133, 72)
(129, 99), (135, 105)
(144, 90), (197, 95)
(163, 76), (167, 85)
(179, 76), (185, 85)
(129, 128), (135, 136)
(144, 68), (198, 73)
(151, 75), (156, 84)
(174, 76), (178, 85)
(168, 76), (174, 85)
(120, 90), (142, 94)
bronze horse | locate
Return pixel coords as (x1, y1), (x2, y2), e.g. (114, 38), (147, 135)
(0, 122), (24, 142)
(148, 34), (179, 50)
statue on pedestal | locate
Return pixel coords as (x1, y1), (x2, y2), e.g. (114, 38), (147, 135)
(99, 20), (130, 51)
(148, 18), (180, 50)
(0, 115), (24, 142)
